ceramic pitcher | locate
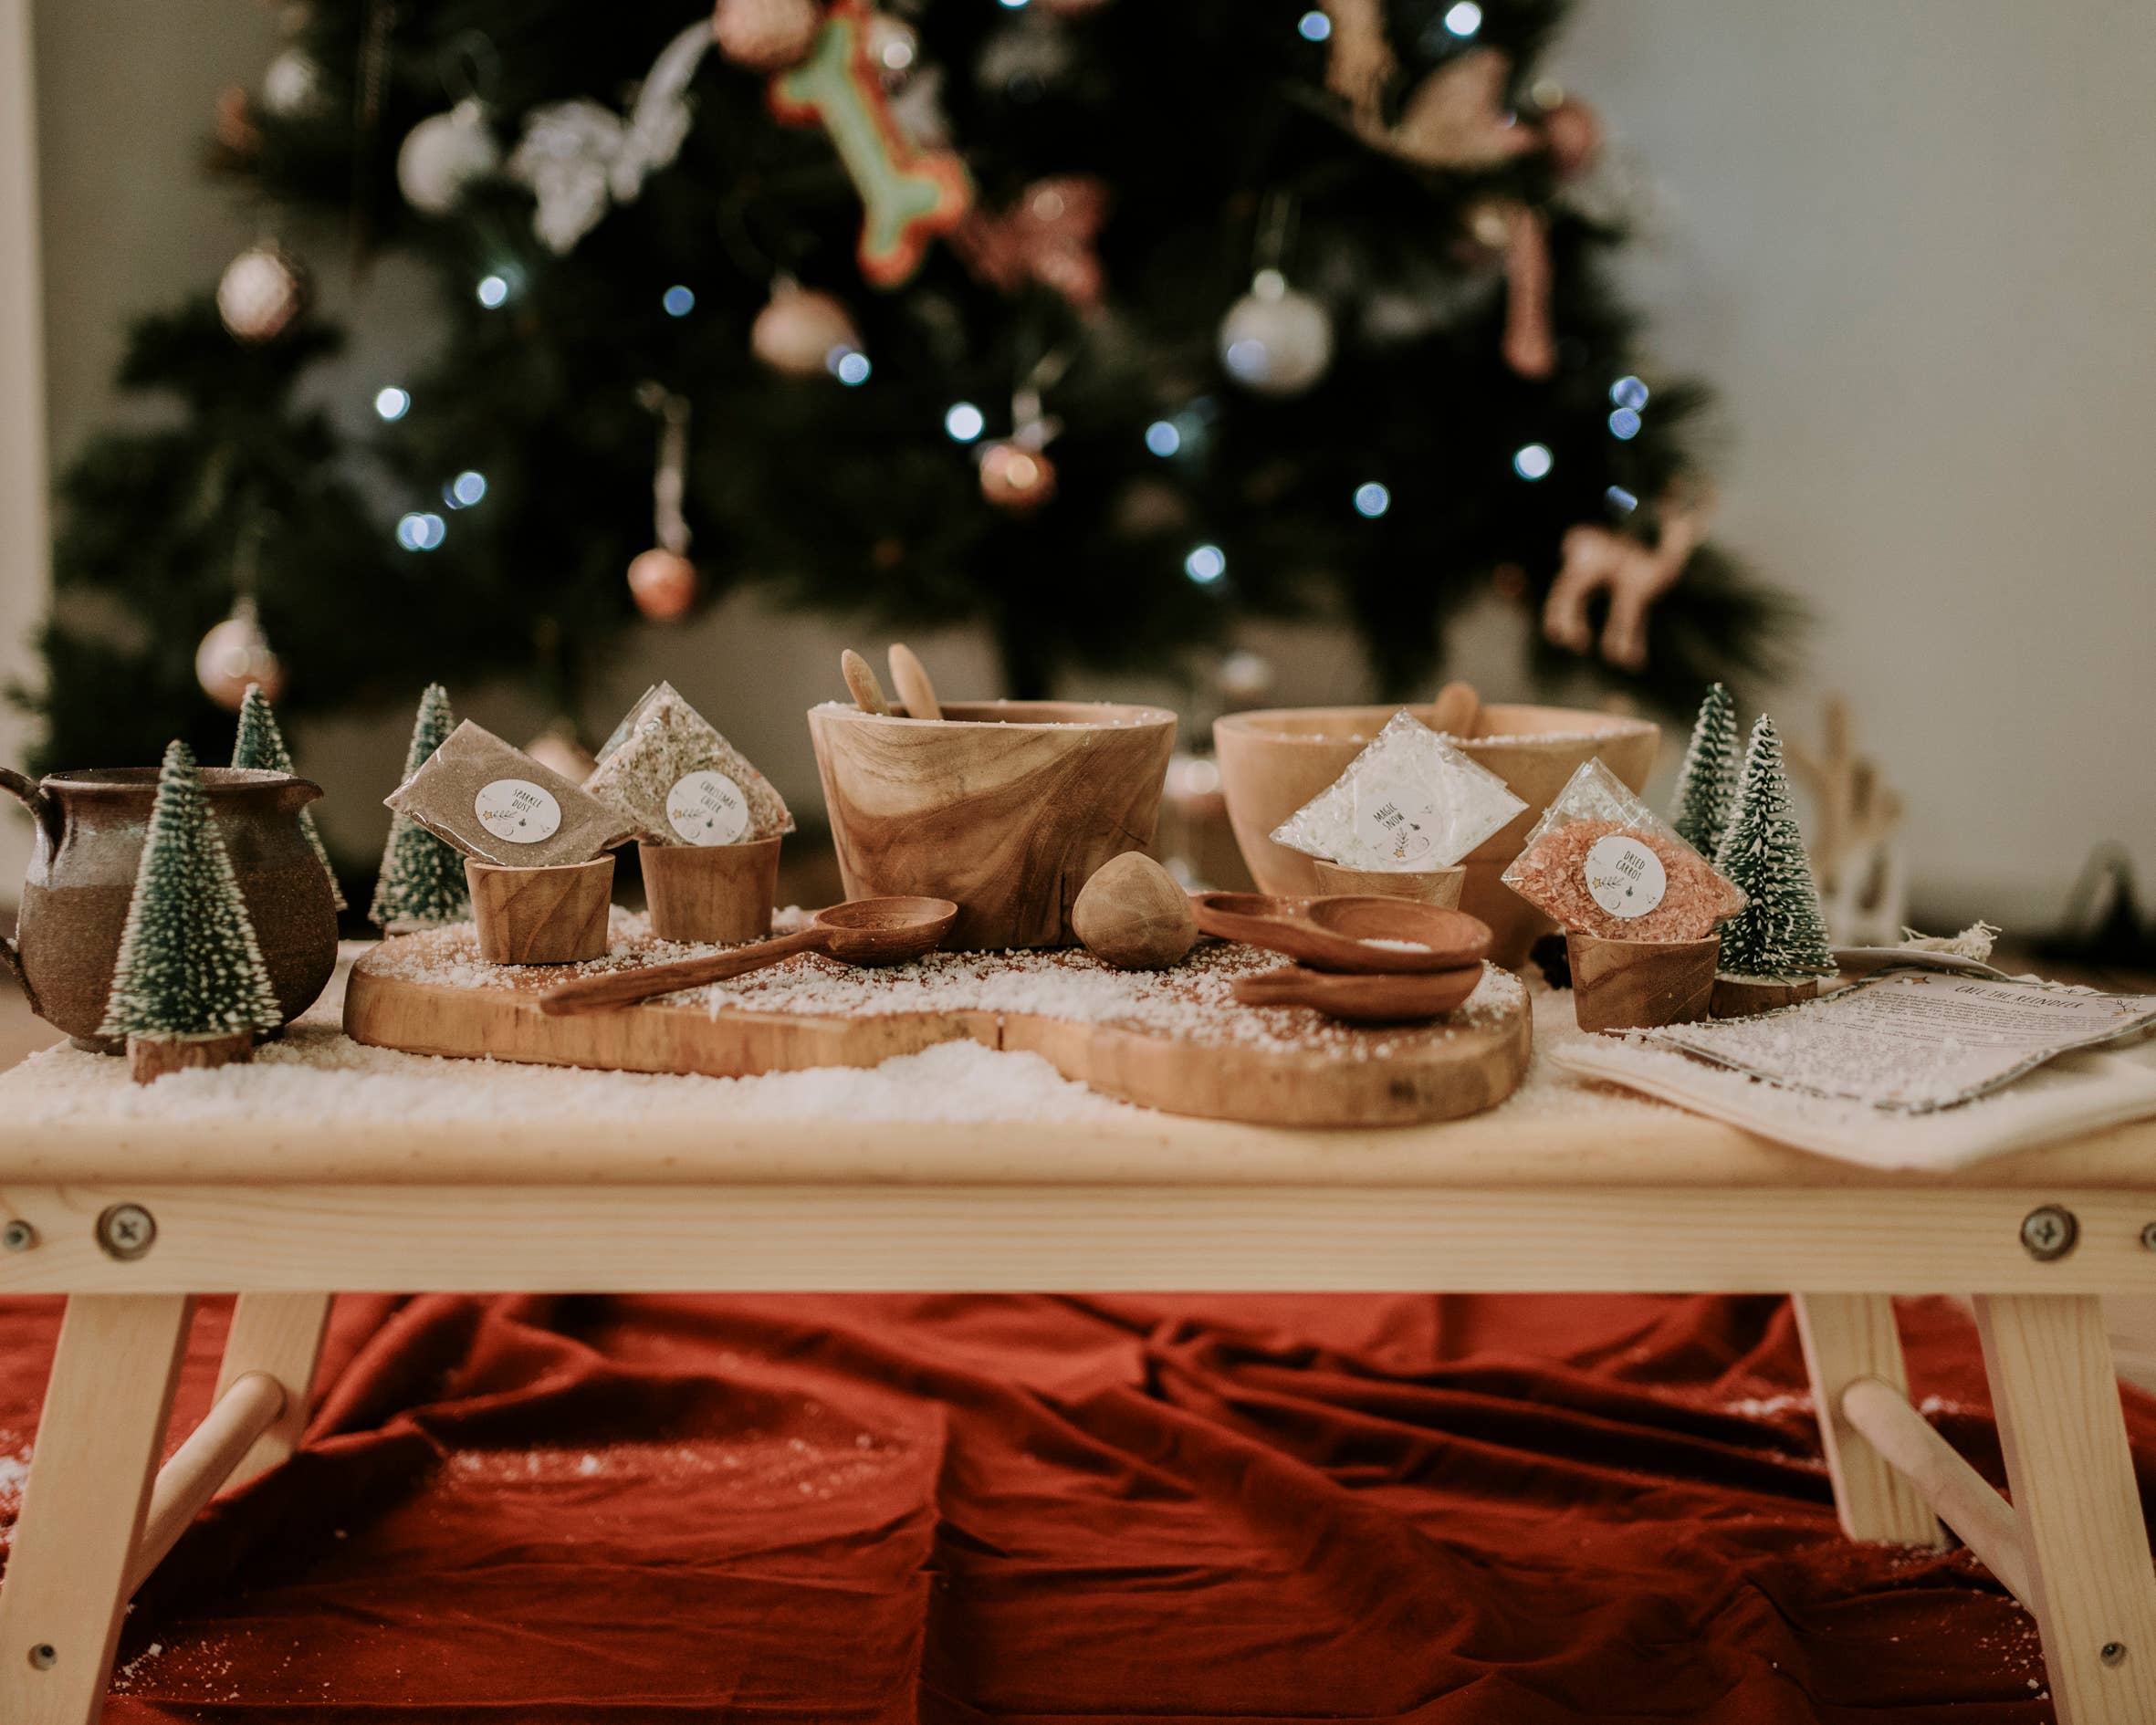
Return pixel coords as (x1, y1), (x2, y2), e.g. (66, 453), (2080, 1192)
(1, 765), (339, 1051)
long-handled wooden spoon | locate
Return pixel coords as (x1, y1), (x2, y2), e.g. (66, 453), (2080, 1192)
(539, 896), (958, 1016)
(886, 643), (943, 721)
(840, 649), (891, 716)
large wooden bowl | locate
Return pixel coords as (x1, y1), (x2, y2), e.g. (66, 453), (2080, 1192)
(808, 699), (1177, 951)
(1213, 702), (1659, 967)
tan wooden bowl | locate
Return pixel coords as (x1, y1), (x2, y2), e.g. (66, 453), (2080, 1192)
(1213, 702), (1659, 967)
(1568, 931), (1720, 1033)
(808, 699), (1177, 951)
(639, 837), (781, 945)
(466, 856), (614, 966)
(1310, 860), (1466, 907)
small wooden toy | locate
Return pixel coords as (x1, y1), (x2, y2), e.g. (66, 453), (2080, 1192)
(1072, 853), (1198, 971)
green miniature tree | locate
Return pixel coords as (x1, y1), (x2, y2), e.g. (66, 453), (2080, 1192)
(1669, 682), (1741, 858)
(99, 739), (283, 1042)
(369, 684), (470, 930)
(233, 682), (345, 910)
(1714, 715), (1835, 979)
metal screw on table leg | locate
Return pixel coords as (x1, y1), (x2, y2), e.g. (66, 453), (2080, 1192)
(1, 1218), (35, 1251)
(2102, 1641), (2128, 1668)
(95, 1202), (157, 1261)
(28, 1643), (57, 1669)
(2018, 1204), (2078, 1262)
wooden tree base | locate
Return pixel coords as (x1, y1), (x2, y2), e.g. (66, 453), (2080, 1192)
(466, 857), (613, 966)
(1310, 860), (1466, 907)
(127, 1030), (255, 1086)
(1711, 973), (1825, 1019)
(1567, 931), (1720, 1033)
(639, 838), (780, 945)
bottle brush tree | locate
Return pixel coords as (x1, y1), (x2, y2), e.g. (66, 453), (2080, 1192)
(1714, 714), (1835, 979)
(1669, 681), (1739, 857)
(369, 683), (471, 929)
(99, 738), (285, 1044)
(233, 681), (346, 909)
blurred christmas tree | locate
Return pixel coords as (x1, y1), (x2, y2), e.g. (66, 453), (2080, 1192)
(18, 0), (1795, 770)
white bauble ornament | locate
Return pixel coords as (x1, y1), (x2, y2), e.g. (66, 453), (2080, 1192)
(195, 600), (284, 711)
(397, 98), (500, 215)
(261, 47), (326, 118)
(1218, 268), (1333, 397)
(216, 244), (309, 342)
(749, 280), (862, 377)
(865, 13), (918, 84)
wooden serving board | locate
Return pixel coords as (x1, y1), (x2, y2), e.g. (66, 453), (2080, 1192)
(343, 930), (1531, 1127)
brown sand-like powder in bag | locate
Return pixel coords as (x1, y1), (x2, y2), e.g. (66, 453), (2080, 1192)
(1502, 757), (1745, 941)
(584, 684), (793, 845)
(386, 721), (639, 867)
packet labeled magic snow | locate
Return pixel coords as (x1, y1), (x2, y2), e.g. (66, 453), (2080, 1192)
(1271, 709), (1526, 871)
(384, 720), (638, 867)
(584, 682), (793, 846)
(1502, 757), (1745, 940)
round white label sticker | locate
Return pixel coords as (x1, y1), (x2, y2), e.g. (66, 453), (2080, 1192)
(474, 778), (563, 845)
(1584, 832), (1668, 919)
(666, 769), (750, 845)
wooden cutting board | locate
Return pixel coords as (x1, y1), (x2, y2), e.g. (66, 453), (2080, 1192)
(343, 930), (1531, 1127)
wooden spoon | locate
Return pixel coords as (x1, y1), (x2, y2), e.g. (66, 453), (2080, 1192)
(539, 896), (958, 1016)
(840, 649), (891, 716)
(1427, 679), (1481, 738)
(1191, 892), (1490, 975)
(1233, 963), (1483, 1023)
(886, 643), (943, 721)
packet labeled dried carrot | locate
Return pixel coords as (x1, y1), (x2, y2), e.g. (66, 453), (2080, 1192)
(1502, 758), (1745, 941)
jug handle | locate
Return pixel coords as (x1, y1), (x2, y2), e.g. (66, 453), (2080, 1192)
(0, 768), (51, 1014)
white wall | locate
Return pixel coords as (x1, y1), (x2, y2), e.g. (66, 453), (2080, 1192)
(12, 1), (2154, 929)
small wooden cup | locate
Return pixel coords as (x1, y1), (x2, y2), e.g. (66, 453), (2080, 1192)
(1311, 859), (1467, 908)
(1711, 973), (1826, 1019)
(639, 837), (781, 945)
(1567, 930), (1720, 1033)
(466, 856), (613, 966)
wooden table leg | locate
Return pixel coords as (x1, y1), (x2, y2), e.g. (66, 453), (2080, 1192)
(1793, 1291), (1942, 1544)
(0, 1293), (194, 1725)
(214, 1292), (330, 1490)
(1975, 1293), (2156, 1724)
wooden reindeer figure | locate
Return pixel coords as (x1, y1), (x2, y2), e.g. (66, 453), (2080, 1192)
(1786, 695), (1908, 947)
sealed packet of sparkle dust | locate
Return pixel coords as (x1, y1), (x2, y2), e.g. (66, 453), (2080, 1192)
(1270, 710), (1526, 871)
(385, 721), (638, 867)
(584, 683), (793, 846)
(1502, 756), (1745, 940)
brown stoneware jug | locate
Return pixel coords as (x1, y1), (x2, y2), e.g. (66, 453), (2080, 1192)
(1, 765), (339, 1051)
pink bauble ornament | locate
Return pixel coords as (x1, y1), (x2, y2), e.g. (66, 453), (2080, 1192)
(713, 0), (822, 72)
(217, 243), (309, 343)
(979, 442), (1056, 512)
(749, 280), (862, 377)
(628, 548), (699, 622)
(195, 601), (283, 710)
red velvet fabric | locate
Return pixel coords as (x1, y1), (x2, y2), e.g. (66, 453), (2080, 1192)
(3, 1291), (2145, 1721)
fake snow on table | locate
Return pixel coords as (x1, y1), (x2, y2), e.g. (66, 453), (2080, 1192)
(365, 911), (1528, 1060)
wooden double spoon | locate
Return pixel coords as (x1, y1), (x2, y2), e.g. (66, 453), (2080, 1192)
(1193, 893), (1492, 1025)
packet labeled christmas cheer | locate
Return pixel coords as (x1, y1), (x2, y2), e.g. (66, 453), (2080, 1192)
(385, 721), (638, 868)
(1270, 709), (1526, 871)
(584, 682), (793, 846)
(1502, 756), (1745, 940)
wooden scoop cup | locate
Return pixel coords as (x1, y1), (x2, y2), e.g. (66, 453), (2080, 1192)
(1192, 893), (1490, 975)
(539, 896), (958, 1017)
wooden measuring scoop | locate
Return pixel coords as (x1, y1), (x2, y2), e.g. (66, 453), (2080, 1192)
(840, 649), (892, 716)
(886, 643), (943, 720)
(539, 896), (958, 1016)
(1233, 963), (1483, 1023)
(1193, 893), (1490, 975)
